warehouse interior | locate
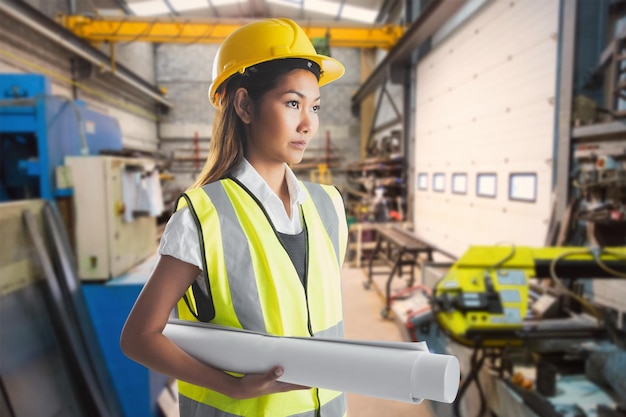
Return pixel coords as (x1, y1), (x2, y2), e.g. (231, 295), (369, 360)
(1, 0), (626, 416)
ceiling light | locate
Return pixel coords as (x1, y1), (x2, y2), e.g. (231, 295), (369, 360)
(211, 0), (242, 5)
(169, 0), (210, 12)
(304, 0), (340, 16)
(341, 4), (378, 23)
(128, 0), (169, 16)
(267, 0), (377, 24)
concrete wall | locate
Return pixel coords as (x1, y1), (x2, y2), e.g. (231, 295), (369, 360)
(317, 47), (362, 190)
(112, 42), (157, 85)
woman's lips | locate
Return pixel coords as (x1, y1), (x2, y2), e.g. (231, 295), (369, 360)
(290, 141), (307, 150)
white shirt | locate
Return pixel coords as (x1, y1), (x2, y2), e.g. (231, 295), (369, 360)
(158, 159), (306, 270)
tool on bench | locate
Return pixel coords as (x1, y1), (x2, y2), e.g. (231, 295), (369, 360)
(429, 245), (626, 417)
(431, 245), (626, 348)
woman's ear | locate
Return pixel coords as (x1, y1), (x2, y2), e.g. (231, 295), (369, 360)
(234, 88), (253, 124)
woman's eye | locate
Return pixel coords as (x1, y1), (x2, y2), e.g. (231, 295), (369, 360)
(312, 105), (320, 113)
(287, 100), (299, 108)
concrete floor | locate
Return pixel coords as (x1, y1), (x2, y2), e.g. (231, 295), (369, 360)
(341, 266), (435, 417)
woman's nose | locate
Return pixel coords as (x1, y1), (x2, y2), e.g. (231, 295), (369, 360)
(298, 111), (316, 134)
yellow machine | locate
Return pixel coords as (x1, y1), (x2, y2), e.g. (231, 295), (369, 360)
(432, 245), (626, 347)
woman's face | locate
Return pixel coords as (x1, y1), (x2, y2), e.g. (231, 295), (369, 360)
(244, 69), (321, 168)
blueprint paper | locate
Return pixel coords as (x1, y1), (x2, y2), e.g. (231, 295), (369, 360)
(163, 320), (459, 404)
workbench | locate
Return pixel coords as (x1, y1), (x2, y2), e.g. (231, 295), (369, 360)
(365, 225), (433, 318)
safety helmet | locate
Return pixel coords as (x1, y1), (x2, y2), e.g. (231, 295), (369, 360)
(208, 18), (345, 107)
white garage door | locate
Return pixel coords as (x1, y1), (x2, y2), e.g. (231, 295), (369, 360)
(413, 0), (560, 257)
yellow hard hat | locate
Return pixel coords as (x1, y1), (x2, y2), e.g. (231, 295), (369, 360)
(208, 18), (345, 107)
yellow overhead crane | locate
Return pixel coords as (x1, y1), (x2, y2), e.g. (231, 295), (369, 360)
(57, 15), (404, 50)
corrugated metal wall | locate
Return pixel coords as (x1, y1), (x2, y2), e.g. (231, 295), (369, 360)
(413, 0), (560, 256)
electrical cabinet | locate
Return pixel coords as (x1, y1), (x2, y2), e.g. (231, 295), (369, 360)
(65, 155), (158, 281)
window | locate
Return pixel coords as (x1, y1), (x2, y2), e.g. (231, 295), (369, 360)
(433, 173), (445, 192)
(451, 173), (467, 195)
(477, 173), (497, 198)
(418, 173), (428, 190)
(509, 173), (537, 202)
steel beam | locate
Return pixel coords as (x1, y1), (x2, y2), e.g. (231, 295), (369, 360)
(58, 15), (404, 49)
(351, 0), (466, 106)
(0, 0), (171, 108)
(554, 0), (577, 223)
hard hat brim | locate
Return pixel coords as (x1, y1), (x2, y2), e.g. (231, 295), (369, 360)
(209, 54), (345, 107)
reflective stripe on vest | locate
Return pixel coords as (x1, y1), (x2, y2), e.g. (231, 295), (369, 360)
(174, 178), (348, 417)
(179, 390), (347, 417)
(203, 180), (267, 332)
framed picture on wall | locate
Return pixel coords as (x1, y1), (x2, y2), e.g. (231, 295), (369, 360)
(433, 173), (445, 192)
(476, 173), (497, 198)
(418, 173), (428, 190)
(451, 173), (467, 194)
(509, 173), (537, 202)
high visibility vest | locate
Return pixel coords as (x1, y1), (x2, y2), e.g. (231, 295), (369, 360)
(174, 177), (348, 417)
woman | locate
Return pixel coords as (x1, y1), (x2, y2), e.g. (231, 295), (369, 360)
(120, 18), (349, 417)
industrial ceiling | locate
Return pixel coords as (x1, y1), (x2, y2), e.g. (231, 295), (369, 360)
(88, 0), (391, 24)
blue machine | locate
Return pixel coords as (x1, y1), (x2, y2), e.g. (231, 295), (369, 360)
(0, 73), (123, 201)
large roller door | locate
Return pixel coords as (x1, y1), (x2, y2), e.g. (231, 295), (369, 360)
(413, 0), (560, 256)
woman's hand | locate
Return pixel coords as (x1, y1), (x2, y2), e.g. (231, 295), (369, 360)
(232, 366), (310, 399)
(121, 256), (309, 400)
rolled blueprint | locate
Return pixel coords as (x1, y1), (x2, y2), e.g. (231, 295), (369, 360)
(163, 319), (459, 404)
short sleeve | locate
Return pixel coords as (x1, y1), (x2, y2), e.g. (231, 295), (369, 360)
(158, 207), (203, 270)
